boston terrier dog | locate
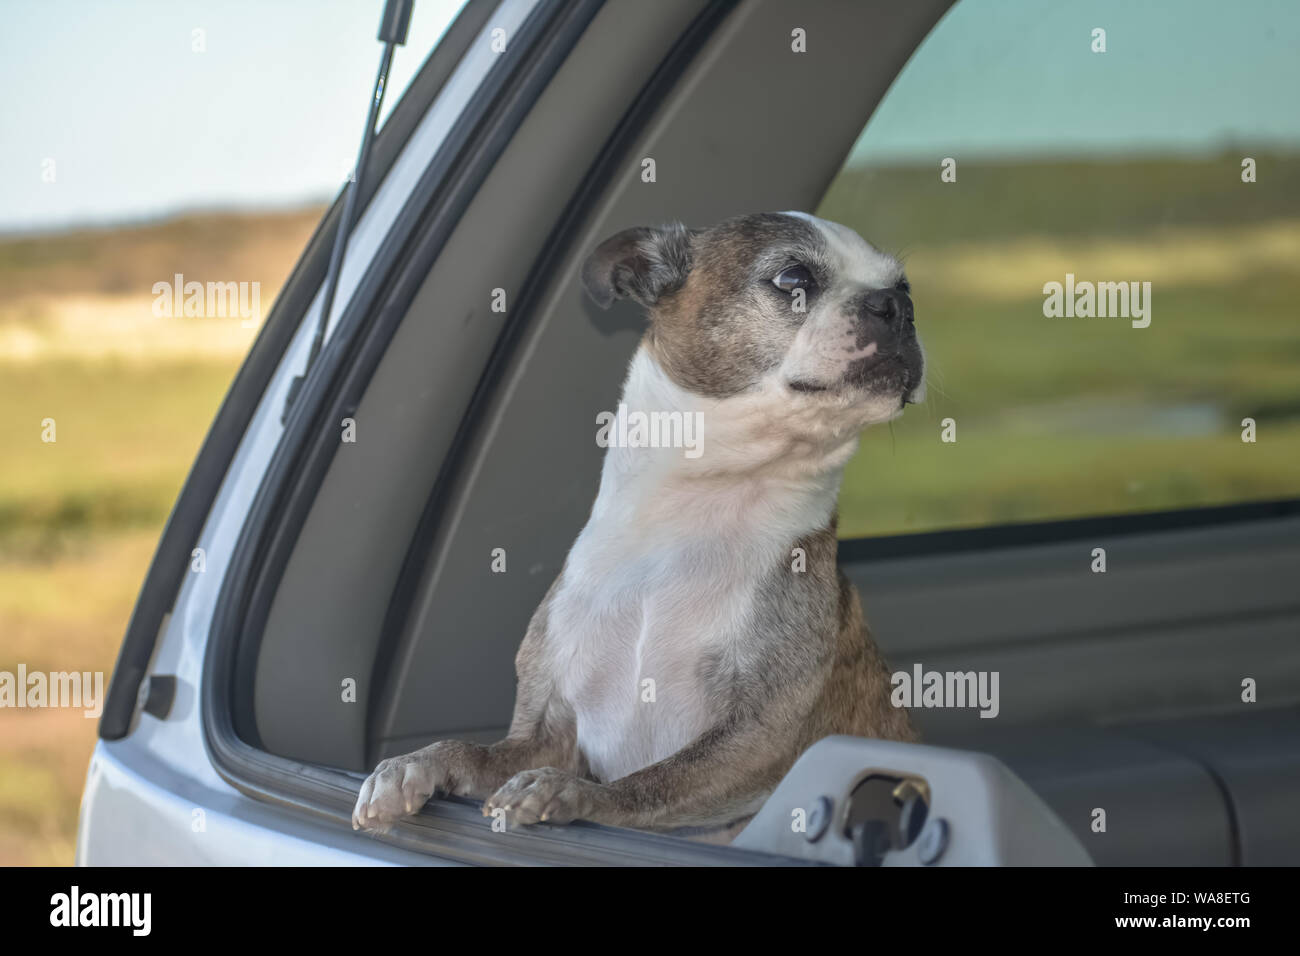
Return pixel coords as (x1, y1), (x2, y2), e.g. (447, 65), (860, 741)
(354, 212), (924, 839)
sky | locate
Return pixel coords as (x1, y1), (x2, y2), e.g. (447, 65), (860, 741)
(1, 0), (1297, 233)
(0, 0), (467, 233)
(851, 0), (1300, 163)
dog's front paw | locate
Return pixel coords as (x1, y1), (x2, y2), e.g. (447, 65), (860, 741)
(352, 746), (449, 832)
(483, 768), (607, 827)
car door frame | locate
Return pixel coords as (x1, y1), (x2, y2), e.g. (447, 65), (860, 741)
(188, 0), (959, 865)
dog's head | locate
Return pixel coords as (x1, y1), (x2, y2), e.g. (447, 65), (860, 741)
(582, 212), (924, 429)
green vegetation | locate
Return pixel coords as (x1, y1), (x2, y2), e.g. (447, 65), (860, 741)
(820, 156), (1300, 536)
(0, 208), (320, 866)
(0, 360), (238, 560)
(820, 152), (1300, 246)
(0, 207), (324, 298)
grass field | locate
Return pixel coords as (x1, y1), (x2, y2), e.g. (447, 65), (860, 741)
(0, 207), (322, 865)
(1, 154), (1298, 864)
(835, 233), (1300, 535)
(821, 154), (1300, 536)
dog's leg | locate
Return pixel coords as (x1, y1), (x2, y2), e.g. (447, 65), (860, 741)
(483, 714), (787, 831)
(352, 586), (576, 831)
(351, 722), (577, 831)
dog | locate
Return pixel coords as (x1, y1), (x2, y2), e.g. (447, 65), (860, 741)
(352, 212), (923, 838)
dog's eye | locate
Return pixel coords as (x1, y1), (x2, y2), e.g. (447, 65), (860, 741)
(773, 265), (815, 294)
(895, 278), (911, 294)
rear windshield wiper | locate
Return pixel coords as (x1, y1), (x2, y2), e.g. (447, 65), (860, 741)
(283, 0), (414, 422)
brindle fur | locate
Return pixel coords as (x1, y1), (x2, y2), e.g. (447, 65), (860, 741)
(353, 214), (920, 837)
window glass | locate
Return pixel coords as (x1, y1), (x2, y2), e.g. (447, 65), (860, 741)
(820, 0), (1300, 538)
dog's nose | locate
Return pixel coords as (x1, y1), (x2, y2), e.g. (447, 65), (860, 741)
(862, 289), (913, 325)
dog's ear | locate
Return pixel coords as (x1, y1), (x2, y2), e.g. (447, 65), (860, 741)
(581, 223), (693, 310)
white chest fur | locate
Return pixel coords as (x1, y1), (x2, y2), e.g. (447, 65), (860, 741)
(544, 348), (860, 784)
(548, 531), (748, 783)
